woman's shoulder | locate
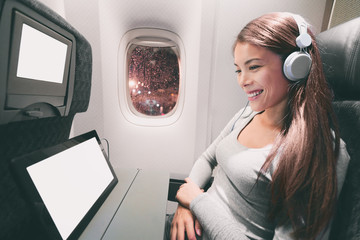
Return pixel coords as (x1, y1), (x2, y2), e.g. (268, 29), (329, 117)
(338, 138), (350, 169)
(333, 130), (350, 166)
(336, 138), (350, 196)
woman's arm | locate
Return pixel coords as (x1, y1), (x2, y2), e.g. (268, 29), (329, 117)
(176, 178), (250, 240)
(171, 107), (254, 239)
(189, 107), (254, 188)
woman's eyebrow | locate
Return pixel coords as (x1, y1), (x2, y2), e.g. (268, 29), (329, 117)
(244, 58), (262, 65)
(234, 58), (262, 67)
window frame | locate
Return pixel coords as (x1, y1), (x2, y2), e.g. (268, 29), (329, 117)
(118, 28), (185, 126)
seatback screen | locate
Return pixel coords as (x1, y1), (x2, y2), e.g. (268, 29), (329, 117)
(17, 23), (68, 84)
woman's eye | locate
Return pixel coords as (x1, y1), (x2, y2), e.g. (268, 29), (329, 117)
(249, 65), (261, 70)
(235, 69), (241, 74)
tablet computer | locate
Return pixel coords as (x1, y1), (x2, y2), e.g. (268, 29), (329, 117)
(11, 130), (118, 240)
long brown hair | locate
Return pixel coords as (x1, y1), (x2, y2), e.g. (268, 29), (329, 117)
(236, 12), (340, 239)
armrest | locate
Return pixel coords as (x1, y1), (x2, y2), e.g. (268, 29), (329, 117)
(168, 179), (185, 202)
(167, 178), (214, 202)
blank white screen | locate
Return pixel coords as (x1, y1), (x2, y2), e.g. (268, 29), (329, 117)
(17, 23), (68, 84)
(27, 138), (114, 240)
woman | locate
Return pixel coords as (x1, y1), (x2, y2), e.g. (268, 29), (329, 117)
(169, 12), (350, 240)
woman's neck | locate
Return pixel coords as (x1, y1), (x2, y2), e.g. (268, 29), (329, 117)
(258, 100), (287, 131)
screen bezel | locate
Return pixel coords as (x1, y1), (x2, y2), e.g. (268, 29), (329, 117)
(10, 130), (118, 240)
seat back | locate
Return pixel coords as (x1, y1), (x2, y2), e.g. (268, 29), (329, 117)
(316, 17), (360, 239)
(0, 0), (92, 239)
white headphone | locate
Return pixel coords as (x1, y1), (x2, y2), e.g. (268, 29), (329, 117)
(283, 14), (312, 81)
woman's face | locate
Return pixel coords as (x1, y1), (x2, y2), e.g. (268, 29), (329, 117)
(234, 42), (289, 113)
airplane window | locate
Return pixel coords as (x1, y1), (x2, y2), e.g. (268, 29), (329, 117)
(119, 28), (185, 126)
(127, 44), (179, 116)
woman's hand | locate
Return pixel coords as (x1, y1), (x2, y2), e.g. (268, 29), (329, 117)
(176, 178), (204, 209)
(170, 205), (202, 240)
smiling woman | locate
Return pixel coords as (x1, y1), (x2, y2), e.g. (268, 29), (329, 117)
(168, 12), (350, 240)
(233, 43), (289, 113)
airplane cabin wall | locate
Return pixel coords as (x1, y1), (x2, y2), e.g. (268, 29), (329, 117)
(98, 0), (207, 175)
(58, 0), (326, 176)
(64, 0), (209, 176)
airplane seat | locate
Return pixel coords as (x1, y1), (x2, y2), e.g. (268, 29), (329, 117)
(316, 17), (360, 240)
(0, 0), (92, 239)
(168, 17), (360, 239)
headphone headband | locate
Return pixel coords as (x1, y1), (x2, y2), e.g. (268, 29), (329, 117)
(291, 14), (312, 49)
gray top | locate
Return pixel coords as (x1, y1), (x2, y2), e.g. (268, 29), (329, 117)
(189, 107), (350, 240)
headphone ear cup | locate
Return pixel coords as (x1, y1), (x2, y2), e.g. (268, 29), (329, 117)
(283, 51), (312, 81)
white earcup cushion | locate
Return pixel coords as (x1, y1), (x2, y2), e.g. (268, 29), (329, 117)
(283, 52), (312, 81)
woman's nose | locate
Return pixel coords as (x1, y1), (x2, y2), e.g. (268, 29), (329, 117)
(237, 73), (250, 87)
